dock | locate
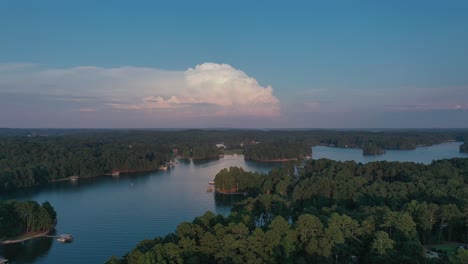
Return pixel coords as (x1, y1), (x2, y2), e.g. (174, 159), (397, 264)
(69, 176), (79, 182)
(57, 234), (73, 243)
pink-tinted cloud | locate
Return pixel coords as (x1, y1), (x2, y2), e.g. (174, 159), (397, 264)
(0, 62), (280, 118)
(110, 63), (280, 117)
(79, 108), (97, 112)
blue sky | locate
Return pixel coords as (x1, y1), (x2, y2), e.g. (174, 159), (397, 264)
(1, 0), (467, 128)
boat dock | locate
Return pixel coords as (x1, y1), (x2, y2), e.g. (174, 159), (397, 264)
(69, 176), (79, 182)
(207, 181), (216, 192)
(56, 234), (73, 243)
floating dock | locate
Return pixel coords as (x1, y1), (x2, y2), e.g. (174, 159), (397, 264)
(57, 234), (73, 243)
(69, 176), (79, 182)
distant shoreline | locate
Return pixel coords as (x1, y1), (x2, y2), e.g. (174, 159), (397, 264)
(1, 230), (50, 245)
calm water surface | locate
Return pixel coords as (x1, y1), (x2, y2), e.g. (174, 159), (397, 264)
(312, 142), (468, 164)
(0, 156), (278, 264)
(1, 143), (467, 263)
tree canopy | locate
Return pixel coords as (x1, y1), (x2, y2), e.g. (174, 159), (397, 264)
(0, 200), (57, 239)
(110, 157), (468, 263)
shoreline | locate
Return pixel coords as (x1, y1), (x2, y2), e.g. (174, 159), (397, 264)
(1, 230), (50, 245)
(245, 157), (302, 163)
(49, 165), (170, 183)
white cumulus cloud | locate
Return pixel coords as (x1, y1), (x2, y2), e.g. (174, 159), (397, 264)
(0, 62), (280, 118)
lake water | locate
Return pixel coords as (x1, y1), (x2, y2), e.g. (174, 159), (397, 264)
(312, 142), (468, 164)
(0, 156), (278, 264)
(1, 142), (467, 263)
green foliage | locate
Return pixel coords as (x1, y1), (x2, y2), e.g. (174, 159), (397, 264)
(114, 157), (468, 263)
(450, 248), (468, 264)
(214, 167), (263, 193)
(371, 231), (395, 255)
(362, 142), (385, 155)
(244, 142), (310, 161)
(1, 129), (465, 191)
(0, 200), (57, 239)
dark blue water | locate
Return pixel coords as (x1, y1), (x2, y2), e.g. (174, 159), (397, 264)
(1, 142), (467, 263)
(312, 142), (468, 164)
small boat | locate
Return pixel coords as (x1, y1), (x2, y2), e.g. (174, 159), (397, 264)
(0, 256), (9, 264)
(208, 181), (215, 185)
(57, 234), (73, 243)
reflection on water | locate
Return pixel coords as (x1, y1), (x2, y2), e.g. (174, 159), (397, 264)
(0, 234), (54, 264)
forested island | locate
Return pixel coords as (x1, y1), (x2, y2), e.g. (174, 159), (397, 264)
(109, 158), (468, 264)
(461, 143), (468, 153)
(178, 145), (222, 160)
(362, 143), (386, 156)
(1, 128), (467, 191)
(0, 200), (57, 243)
(214, 167), (263, 194)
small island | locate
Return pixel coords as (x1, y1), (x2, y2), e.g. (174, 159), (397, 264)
(214, 167), (263, 194)
(0, 200), (57, 244)
(178, 145), (222, 160)
(460, 142), (468, 153)
(362, 143), (386, 156)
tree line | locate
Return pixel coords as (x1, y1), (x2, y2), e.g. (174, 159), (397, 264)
(110, 158), (468, 263)
(1, 129), (467, 191)
(243, 141), (311, 161)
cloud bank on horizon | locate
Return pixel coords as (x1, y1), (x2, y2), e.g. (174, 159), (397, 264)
(0, 62), (280, 121)
(1, 62), (468, 128)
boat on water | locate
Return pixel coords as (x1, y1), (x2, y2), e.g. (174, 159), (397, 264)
(57, 234), (73, 243)
(208, 181), (215, 185)
(0, 256), (9, 264)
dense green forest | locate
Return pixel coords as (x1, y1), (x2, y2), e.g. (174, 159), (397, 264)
(110, 158), (468, 264)
(214, 167), (263, 194)
(1, 129), (467, 191)
(179, 145), (222, 160)
(0, 200), (57, 239)
(244, 142), (311, 161)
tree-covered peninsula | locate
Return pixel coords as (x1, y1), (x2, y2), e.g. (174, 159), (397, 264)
(110, 158), (468, 264)
(0, 200), (57, 243)
(243, 142), (311, 161)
